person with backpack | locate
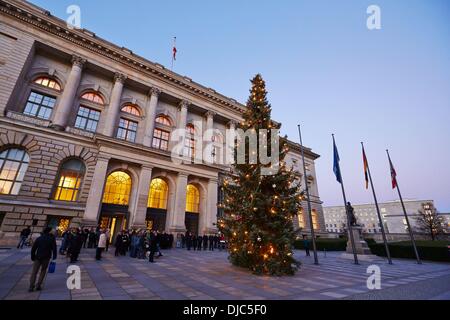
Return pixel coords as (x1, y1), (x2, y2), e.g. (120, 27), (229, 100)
(29, 227), (57, 292)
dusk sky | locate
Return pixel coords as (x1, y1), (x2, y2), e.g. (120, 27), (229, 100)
(29, 0), (450, 211)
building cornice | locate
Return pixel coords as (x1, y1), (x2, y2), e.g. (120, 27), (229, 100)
(0, 0), (246, 115)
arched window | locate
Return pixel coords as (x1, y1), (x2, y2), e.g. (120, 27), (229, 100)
(184, 124), (196, 159)
(155, 116), (171, 126)
(152, 116), (172, 151)
(34, 77), (61, 91)
(147, 178), (168, 209)
(121, 105), (141, 117)
(0, 148), (30, 195)
(54, 159), (86, 202)
(186, 184), (200, 213)
(102, 171), (132, 205)
(81, 92), (104, 105)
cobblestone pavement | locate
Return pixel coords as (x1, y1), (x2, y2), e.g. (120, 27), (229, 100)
(1, 247), (449, 300)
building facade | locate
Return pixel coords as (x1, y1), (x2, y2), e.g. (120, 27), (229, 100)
(0, 0), (325, 243)
(323, 200), (436, 235)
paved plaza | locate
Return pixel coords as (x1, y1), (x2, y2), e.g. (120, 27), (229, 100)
(1, 247), (450, 300)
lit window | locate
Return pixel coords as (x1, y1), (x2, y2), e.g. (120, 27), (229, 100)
(75, 106), (100, 132)
(121, 105), (141, 116)
(155, 116), (171, 126)
(81, 92), (104, 105)
(186, 184), (200, 213)
(102, 171), (132, 205)
(0, 148), (30, 195)
(152, 128), (170, 151)
(34, 77), (61, 91)
(148, 178), (168, 209)
(23, 91), (56, 120)
(117, 118), (138, 142)
(54, 159), (85, 202)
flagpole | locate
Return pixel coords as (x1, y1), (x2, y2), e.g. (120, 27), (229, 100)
(298, 125), (319, 265)
(362, 142), (392, 264)
(386, 150), (421, 264)
(333, 134), (359, 265)
(171, 36), (176, 71)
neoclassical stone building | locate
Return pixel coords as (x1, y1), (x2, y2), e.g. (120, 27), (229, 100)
(0, 0), (326, 243)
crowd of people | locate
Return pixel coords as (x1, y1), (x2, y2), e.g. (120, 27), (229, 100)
(181, 232), (226, 251)
(19, 225), (228, 293)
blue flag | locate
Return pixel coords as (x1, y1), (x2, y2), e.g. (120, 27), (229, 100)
(333, 138), (343, 183)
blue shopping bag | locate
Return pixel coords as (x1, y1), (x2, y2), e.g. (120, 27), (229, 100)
(48, 261), (56, 274)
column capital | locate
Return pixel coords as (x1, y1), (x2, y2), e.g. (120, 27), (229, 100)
(208, 177), (219, 184)
(178, 100), (190, 111)
(71, 55), (86, 68)
(205, 111), (217, 119)
(177, 172), (189, 178)
(141, 164), (154, 171)
(149, 87), (161, 98)
(227, 120), (238, 128)
(114, 72), (127, 84)
(97, 155), (111, 163)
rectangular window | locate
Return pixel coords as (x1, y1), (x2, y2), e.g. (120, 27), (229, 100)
(75, 106), (100, 132)
(23, 91), (56, 120)
(117, 118), (137, 142)
(184, 137), (195, 159)
(152, 128), (170, 151)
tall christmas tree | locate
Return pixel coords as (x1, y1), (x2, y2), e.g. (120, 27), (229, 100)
(218, 74), (303, 276)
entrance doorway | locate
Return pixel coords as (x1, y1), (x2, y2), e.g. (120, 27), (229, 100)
(146, 208), (166, 232)
(185, 212), (199, 235)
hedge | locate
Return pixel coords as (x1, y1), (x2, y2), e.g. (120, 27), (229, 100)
(294, 238), (347, 251)
(368, 240), (450, 262)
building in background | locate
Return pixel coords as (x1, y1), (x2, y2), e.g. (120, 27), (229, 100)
(323, 200), (437, 235)
(0, 0), (326, 244)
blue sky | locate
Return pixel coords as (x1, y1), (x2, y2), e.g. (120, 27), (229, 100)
(30, 0), (450, 211)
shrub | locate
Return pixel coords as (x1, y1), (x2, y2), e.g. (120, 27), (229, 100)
(368, 240), (450, 262)
(294, 238), (347, 251)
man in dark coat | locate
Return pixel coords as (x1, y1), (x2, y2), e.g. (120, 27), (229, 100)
(169, 234), (174, 249)
(148, 231), (158, 263)
(214, 234), (219, 249)
(115, 232), (123, 257)
(68, 228), (83, 263)
(82, 228), (89, 248)
(197, 234), (202, 251)
(203, 235), (208, 251)
(186, 232), (192, 251)
(87, 228), (96, 248)
(29, 227), (57, 292)
(209, 235), (214, 251)
(181, 233), (186, 248)
(17, 226), (31, 249)
(192, 235), (198, 251)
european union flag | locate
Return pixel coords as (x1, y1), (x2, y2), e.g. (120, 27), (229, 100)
(333, 137), (342, 184)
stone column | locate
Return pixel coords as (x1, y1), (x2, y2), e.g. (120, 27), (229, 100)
(82, 156), (110, 226)
(52, 55), (85, 130)
(142, 88), (161, 147)
(204, 178), (218, 234)
(130, 165), (153, 229)
(174, 100), (189, 156)
(204, 111), (216, 163)
(225, 120), (237, 165)
(102, 72), (127, 137)
(168, 172), (188, 233)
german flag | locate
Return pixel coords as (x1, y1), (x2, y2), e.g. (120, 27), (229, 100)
(362, 145), (369, 189)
